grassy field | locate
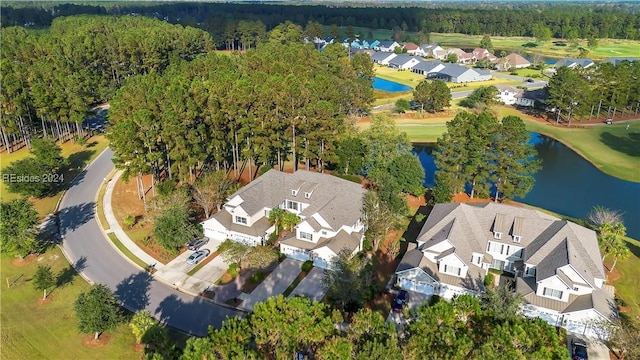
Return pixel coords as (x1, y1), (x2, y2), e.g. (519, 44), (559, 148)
(609, 236), (640, 324)
(430, 33), (640, 60)
(523, 121), (640, 183)
(0, 247), (139, 359)
(0, 135), (110, 218)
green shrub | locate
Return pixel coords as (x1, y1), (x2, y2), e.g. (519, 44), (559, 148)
(155, 179), (176, 196)
(258, 165), (272, 176)
(278, 251), (286, 262)
(228, 263), (239, 277)
(363, 237), (373, 252)
(266, 231), (279, 246)
(123, 214), (136, 229)
(301, 260), (313, 272)
(337, 174), (362, 184)
(248, 271), (266, 283)
(484, 273), (495, 288)
(429, 295), (440, 306)
(414, 213), (426, 224)
(74, 135), (87, 146)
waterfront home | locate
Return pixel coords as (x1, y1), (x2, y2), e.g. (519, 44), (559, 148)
(395, 203), (615, 338)
(201, 170), (366, 269)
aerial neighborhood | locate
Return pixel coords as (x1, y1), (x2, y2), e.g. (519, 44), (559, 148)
(1, 2), (639, 360)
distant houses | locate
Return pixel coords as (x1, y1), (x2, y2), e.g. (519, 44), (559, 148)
(553, 58), (595, 70)
(495, 53), (531, 71)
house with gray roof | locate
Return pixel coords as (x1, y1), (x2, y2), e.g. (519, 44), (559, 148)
(553, 58), (595, 70)
(395, 202), (615, 338)
(605, 57), (638, 66)
(411, 61), (445, 75)
(370, 51), (397, 65)
(388, 54), (423, 70)
(376, 40), (400, 52)
(201, 170), (366, 269)
(427, 64), (492, 83)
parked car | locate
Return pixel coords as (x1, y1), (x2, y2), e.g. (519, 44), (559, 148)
(571, 338), (589, 360)
(392, 290), (409, 313)
(186, 237), (209, 251)
(605, 118), (613, 124)
(526, 78), (535, 83)
(186, 249), (211, 265)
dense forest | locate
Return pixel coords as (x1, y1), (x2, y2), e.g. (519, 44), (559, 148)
(0, 16), (213, 151)
(2, 2), (639, 43)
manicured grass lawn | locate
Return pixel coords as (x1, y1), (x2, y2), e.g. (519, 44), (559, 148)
(108, 233), (149, 270)
(610, 237), (640, 324)
(430, 33), (640, 60)
(0, 247), (138, 359)
(374, 65), (423, 87)
(0, 135), (109, 218)
(523, 121), (640, 183)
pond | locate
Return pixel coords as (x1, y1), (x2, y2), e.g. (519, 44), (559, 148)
(372, 77), (412, 92)
(414, 133), (640, 239)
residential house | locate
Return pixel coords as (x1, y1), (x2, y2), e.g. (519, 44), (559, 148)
(388, 54), (423, 70)
(516, 88), (549, 108)
(403, 42), (420, 55)
(370, 51), (397, 65)
(432, 48), (449, 61)
(553, 58), (595, 70)
(376, 40), (400, 52)
(395, 203), (615, 338)
(412, 61), (445, 76)
(495, 84), (523, 105)
(201, 170), (366, 269)
(365, 39), (381, 50)
(420, 44), (445, 58)
(605, 57), (638, 66)
(447, 48), (474, 64)
(427, 64), (492, 83)
(472, 48), (498, 62)
(496, 53), (531, 71)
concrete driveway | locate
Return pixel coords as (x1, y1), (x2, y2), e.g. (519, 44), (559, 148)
(240, 258), (302, 311)
(568, 334), (611, 360)
(288, 266), (326, 302)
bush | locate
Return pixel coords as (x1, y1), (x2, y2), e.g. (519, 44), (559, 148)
(301, 260), (314, 272)
(337, 174), (362, 184)
(362, 237), (373, 252)
(248, 271), (266, 283)
(429, 295), (440, 306)
(123, 214), (136, 229)
(258, 165), (273, 176)
(266, 231), (279, 246)
(74, 135), (87, 146)
(155, 179), (176, 196)
(414, 213), (426, 224)
(484, 273), (495, 288)
(395, 99), (410, 113)
(228, 263), (239, 277)
(277, 251), (286, 262)
(509, 71), (518, 75)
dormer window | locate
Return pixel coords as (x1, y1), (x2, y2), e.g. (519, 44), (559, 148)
(292, 190), (298, 196)
(304, 192), (311, 199)
(513, 235), (521, 243)
(494, 232), (502, 240)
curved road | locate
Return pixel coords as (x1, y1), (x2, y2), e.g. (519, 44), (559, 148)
(59, 148), (241, 336)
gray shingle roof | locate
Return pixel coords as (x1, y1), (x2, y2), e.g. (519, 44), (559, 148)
(437, 64), (472, 77)
(389, 54), (421, 67)
(370, 51), (392, 62)
(555, 58), (594, 68)
(280, 229), (360, 254)
(227, 169), (364, 231)
(412, 61), (443, 73)
(378, 40), (397, 48)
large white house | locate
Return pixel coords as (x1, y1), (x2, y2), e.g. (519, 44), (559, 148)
(201, 170), (366, 269)
(395, 203), (616, 338)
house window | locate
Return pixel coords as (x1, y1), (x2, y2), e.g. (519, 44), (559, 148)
(286, 201), (299, 211)
(304, 192), (311, 199)
(543, 287), (563, 299)
(443, 264), (462, 276)
(235, 216), (247, 225)
(526, 266), (536, 276)
(494, 232), (502, 239)
(321, 231), (327, 236)
(299, 232), (313, 241)
(486, 241), (499, 253)
(514, 249), (524, 259)
(513, 235), (521, 243)
(292, 190), (298, 196)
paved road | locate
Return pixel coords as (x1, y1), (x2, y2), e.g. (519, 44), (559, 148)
(59, 148), (242, 336)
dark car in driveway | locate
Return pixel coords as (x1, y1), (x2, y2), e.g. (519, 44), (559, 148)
(186, 237), (209, 251)
(186, 249), (211, 265)
(571, 338), (588, 360)
(392, 290), (409, 313)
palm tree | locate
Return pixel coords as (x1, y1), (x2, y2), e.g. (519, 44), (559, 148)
(609, 239), (630, 272)
(267, 207), (285, 235)
(281, 212), (301, 232)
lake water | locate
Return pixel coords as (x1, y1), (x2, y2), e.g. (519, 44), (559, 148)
(414, 133), (640, 239)
(373, 77), (412, 92)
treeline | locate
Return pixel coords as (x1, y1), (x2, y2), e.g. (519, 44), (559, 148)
(107, 22), (374, 190)
(0, 15), (213, 152)
(2, 2), (639, 41)
(545, 61), (640, 125)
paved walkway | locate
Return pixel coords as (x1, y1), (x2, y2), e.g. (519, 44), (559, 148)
(239, 258), (302, 311)
(288, 267), (326, 302)
(103, 171), (163, 270)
